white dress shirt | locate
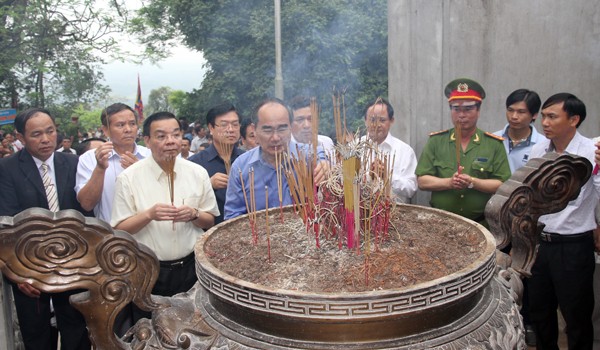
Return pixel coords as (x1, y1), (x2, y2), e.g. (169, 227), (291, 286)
(75, 145), (151, 223)
(530, 131), (600, 234)
(361, 133), (418, 203)
(111, 156), (219, 261)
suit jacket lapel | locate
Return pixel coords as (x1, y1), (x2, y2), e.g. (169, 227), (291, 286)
(18, 149), (46, 200)
(53, 153), (69, 207)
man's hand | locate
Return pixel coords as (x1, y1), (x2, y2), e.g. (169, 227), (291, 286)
(173, 205), (198, 222)
(147, 203), (178, 221)
(314, 160), (330, 185)
(18, 283), (41, 298)
(450, 166), (472, 190)
(94, 141), (114, 170)
(210, 173), (229, 190)
(594, 228), (600, 252)
(121, 151), (139, 169)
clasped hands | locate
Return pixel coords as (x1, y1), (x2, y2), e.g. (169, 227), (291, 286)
(148, 203), (198, 222)
(450, 166), (473, 190)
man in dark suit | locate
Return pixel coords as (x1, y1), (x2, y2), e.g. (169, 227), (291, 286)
(0, 108), (91, 349)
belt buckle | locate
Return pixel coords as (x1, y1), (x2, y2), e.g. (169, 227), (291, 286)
(172, 260), (184, 267)
(541, 232), (551, 242)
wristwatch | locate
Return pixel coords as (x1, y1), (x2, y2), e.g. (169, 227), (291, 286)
(190, 208), (200, 221)
(468, 177), (474, 189)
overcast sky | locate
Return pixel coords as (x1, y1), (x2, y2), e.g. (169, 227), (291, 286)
(100, 45), (207, 107)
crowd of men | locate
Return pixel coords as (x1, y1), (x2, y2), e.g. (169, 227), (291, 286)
(0, 78), (599, 349)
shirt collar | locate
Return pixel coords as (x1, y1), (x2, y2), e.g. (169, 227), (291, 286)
(547, 131), (584, 154)
(148, 155), (181, 181)
(450, 128), (481, 144)
(32, 153), (55, 170)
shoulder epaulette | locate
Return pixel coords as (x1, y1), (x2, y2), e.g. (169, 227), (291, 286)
(484, 132), (504, 141)
(429, 129), (449, 137)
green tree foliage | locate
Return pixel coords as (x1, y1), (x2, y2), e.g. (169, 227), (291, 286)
(133, 0), (387, 136)
(0, 0), (128, 112)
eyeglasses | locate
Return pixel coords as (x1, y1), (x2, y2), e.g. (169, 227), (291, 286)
(258, 125), (290, 137)
(450, 105), (478, 113)
(215, 121), (240, 129)
(368, 116), (390, 124)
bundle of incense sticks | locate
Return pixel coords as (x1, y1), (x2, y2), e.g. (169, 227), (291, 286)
(165, 155), (176, 230)
(221, 137), (234, 175)
(342, 155), (360, 248)
(282, 147), (320, 247)
(331, 88), (347, 147)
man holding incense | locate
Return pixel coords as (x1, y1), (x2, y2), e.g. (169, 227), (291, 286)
(76, 103), (151, 223)
(224, 98), (328, 220)
(189, 102), (245, 225)
(363, 98), (418, 203)
(415, 78), (510, 227)
(111, 112), (219, 314)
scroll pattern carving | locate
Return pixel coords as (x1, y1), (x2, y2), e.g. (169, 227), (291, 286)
(485, 153), (592, 275)
(0, 209), (162, 349)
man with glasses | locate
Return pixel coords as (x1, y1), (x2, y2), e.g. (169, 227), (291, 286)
(111, 112), (219, 320)
(362, 98), (418, 203)
(415, 78), (510, 227)
(189, 102), (245, 224)
(224, 98), (328, 220)
(289, 95), (335, 156)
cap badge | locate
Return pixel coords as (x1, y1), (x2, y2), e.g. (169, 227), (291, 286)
(457, 83), (469, 93)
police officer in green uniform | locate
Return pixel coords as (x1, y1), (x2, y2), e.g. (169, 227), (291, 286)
(415, 78), (511, 226)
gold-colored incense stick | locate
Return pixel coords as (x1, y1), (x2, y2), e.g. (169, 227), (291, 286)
(454, 120), (462, 174)
(165, 155), (176, 230)
(220, 135), (233, 175)
(310, 97), (319, 166)
(239, 169), (251, 217)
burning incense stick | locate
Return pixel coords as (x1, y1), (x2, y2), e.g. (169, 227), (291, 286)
(310, 97), (320, 166)
(454, 121), (462, 174)
(265, 186), (271, 262)
(275, 150), (284, 222)
(165, 155), (176, 230)
(219, 134), (234, 175)
(249, 167), (257, 243)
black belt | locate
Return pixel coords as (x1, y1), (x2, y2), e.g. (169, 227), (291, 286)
(540, 230), (592, 243)
(159, 252), (194, 269)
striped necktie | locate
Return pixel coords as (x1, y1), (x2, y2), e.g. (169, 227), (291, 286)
(41, 162), (59, 212)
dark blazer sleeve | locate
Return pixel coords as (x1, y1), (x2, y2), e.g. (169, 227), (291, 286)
(0, 156), (26, 216)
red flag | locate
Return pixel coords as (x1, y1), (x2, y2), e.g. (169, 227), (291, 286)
(134, 75), (144, 122)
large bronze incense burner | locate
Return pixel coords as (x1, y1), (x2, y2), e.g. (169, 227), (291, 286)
(0, 153), (592, 349)
(194, 205), (503, 349)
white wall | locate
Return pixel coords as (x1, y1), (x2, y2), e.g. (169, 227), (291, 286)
(389, 0), (600, 204)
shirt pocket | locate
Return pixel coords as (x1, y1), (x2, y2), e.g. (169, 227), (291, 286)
(470, 158), (493, 178)
(433, 159), (455, 177)
(182, 196), (202, 208)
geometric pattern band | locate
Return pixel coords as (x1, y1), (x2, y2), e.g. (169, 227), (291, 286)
(198, 250), (495, 319)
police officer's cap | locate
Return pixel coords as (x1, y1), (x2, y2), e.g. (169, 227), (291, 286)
(444, 78), (486, 102)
